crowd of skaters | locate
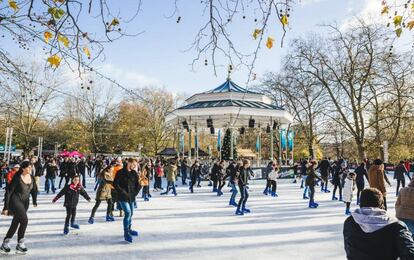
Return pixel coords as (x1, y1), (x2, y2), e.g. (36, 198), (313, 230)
(0, 154), (414, 258)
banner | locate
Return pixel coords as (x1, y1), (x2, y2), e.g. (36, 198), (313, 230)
(255, 134), (260, 152)
(287, 130), (294, 151)
(217, 129), (221, 151)
(280, 129), (287, 151)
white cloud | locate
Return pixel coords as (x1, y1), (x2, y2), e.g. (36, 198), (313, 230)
(99, 64), (162, 89)
(340, 0), (384, 30)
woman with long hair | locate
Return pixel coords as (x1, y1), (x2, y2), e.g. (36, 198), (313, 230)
(1, 160), (37, 255)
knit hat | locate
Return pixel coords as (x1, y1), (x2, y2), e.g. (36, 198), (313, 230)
(373, 159), (383, 166)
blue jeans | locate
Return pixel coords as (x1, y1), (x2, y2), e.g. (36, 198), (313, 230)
(230, 183), (238, 201)
(181, 168), (187, 184)
(119, 201), (134, 231)
(162, 181), (176, 195)
(401, 219), (414, 237)
(45, 177), (56, 193)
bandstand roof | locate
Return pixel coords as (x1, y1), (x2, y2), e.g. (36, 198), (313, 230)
(166, 79), (293, 129)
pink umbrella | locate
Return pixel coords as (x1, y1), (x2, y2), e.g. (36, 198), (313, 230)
(59, 150), (71, 157)
(69, 151), (84, 158)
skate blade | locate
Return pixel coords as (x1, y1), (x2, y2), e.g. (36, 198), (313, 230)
(0, 250), (10, 255)
(16, 251), (27, 255)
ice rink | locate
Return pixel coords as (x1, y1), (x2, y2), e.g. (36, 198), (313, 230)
(0, 176), (398, 259)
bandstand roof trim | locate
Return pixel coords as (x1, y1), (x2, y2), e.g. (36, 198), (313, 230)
(179, 99), (283, 110)
(203, 79), (260, 94)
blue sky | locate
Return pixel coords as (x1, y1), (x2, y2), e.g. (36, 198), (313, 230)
(9, 0), (385, 97)
(95, 0), (380, 96)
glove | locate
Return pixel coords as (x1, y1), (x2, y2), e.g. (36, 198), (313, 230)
(52, 197), (57, 203)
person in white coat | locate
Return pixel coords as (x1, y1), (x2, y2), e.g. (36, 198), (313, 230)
(268, 164), (279, 197)
(343, 172), (356, 215)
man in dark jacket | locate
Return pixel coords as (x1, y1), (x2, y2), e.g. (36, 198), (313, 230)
(113, 157), (139, 243)
(343, 188), (414, 260)
(395, 161), (411, 196)
(317, 157), (331, 193)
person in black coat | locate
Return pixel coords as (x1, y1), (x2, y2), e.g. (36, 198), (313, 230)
(53, 175), (90, 235)
(45, 159), (59, 194)
(113, 158), (140, 243)
(236, 160), (251, 216)
(210, 160), (220, 192)
(343, 188), (414, 260)
(1, 161), (37, 254)
(189, 161), (202, 193)
(332, 161), (346, 201)
(58, 158), (69, 189)
(76, 158), (88, 188)
(317, 157), (331, 193)
(306, 160), (322, 208)
(354, 162), (369, 205)
(395, 161), (410, 196)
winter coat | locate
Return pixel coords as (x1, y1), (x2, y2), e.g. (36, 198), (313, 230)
(395, 164), (409, 181)
(268, 170), (279, 181)
(165, 164), (178, 182)
(96, 169), (113, 201)
(343, 208), (414, 260)
(45, 163), (59, 179)
(54, 183), (90, 208)
(211, 163), (220, 181)
(305, 168), (321, 187)
(368, 164), (387, 196)
(332, 167), (344, 186)
(190, 165), (202, 180)
(343, 176), (355, 203)
(113, 164), (123, 179)
(355, 165), (368, 188)
(34, 161), (43, 177)
(396, 179), (414, 222)
(66, 161), (78, 179)
(318, 159), (331, 177)
(59, 161), (68, 177)
(113, 168), (140, 203)
(238, 167), (249, 187)
(225, 163), (238, 184)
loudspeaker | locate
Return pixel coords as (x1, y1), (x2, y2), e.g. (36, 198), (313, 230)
(273, 121), (279, 130)
(210, 127), (215, 134)
(207, 118), (213, 128)
(266, 124), (271, 133)
(240, 127), (245, 135)
(249, 118), (255, 128)
(182, 120), (189, 130)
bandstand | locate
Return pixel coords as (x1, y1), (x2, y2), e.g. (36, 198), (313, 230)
(165, 79), (293, 165)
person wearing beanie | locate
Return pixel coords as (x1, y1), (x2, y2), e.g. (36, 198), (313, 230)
(368, 159), (391, 210)
(306, 160), (321, 208)
(396, 178), (414, 236)
(343, 188), (414, 259)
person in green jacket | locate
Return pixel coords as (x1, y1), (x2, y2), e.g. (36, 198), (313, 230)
(306, 160), (322, 209)
(161, 160), (178, 196)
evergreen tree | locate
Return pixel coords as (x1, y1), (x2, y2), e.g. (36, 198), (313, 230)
(221, 128), (237, 160)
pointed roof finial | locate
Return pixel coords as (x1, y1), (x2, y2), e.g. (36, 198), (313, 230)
(227, 64), (233, 80)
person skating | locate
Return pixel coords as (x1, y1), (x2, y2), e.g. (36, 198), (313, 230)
(216, 160), (226, 196)
(343, 172), (356, 215)
(77, 158), (88, 188)
(368, 159), (392, 210)
(139, 161), (151, 201)
(113, 158), (140, 243)
(235, 160), (251, 215)
(268, 163), (279, 197)
(225, 161), (239, 206)
(1, 161), (37, 255)
(45, 159), (58, 194)
(317, 157), (331, 193)
(354, 162), (369, 205)
(395, 161), (410, 196)
(396, 177), (414, 235)
(181, 158), (189, 185)
(300, 158), (308, 189)
(161, 160), (178, 196)
(58, 157), (68, 189)
(332, 161), (347, 201)
(306, 160), (321, 209)
(154, 159), (164, 191)
(53, 175), (91, 235)
(263, 161), (274, 195)
(89, 164), (114, 224)
(189, 160), (202, 193)
(211, 160), (220, 192)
